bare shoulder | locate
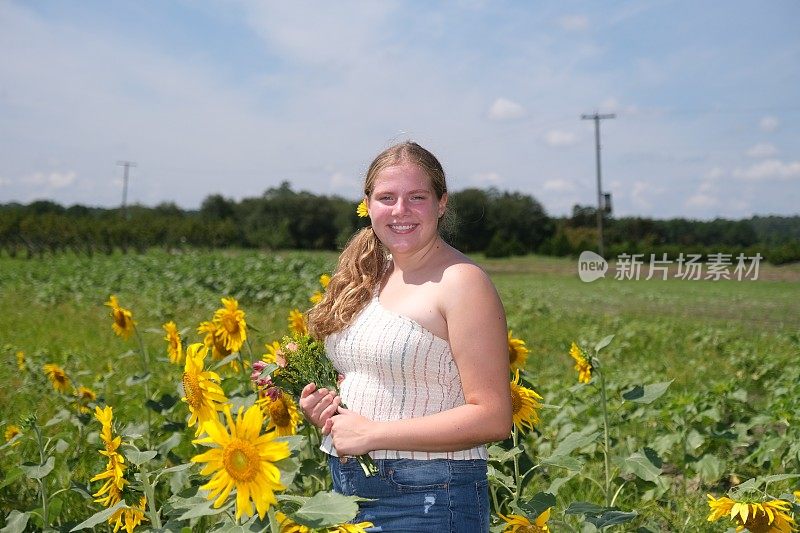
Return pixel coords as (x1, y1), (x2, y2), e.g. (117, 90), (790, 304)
(437, 249), (502, 309)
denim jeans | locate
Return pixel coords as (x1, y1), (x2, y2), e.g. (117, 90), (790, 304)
(328, 454), (490, 533)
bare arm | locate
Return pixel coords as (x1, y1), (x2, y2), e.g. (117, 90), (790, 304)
(328, 263), (512, 455)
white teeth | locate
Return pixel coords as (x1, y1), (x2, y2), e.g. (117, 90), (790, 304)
(390, 224), (415, 231)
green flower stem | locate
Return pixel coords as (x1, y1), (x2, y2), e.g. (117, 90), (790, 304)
(139, 464), (162, 530)
(596, 361), (612, 507)
(267, 506), (278, 532)
(511, 425), (521, 508)
(31, 422), (50, 529)
(134, 327), (152, 449)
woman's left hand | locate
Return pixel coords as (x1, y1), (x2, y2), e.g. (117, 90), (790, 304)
(329, 407), (377, 456)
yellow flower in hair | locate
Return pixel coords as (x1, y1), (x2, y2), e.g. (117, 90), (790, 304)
(356, 199), (369, 217)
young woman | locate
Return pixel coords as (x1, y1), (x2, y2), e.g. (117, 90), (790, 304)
(301, 141), (511, 531)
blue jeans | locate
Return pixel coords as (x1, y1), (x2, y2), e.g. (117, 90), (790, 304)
(328, 454), (490, 533)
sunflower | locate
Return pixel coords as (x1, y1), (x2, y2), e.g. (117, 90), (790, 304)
(163, 321), (183, 364)
(75, 385), (97, 413)
(499, 509), (551, 532)
(105, 295), (136, 340)
(257, 390), (302, 436)
(4, 424), (21, 446)
(707, 494), (796, 533)
(198, 320), (239, 370)
(181, 343), (228, 435)
(508, 330), (530, 372)
(262, 341), (282, 365)
(569, 342), (592, 384)
(288, 309), (308, 336)
(16, 351), (25, 371)
(310, 273), (332, 304)
(43, 363), (71, 393)
(356, 199), (369, 218)
(212, 297), (247, 353)
(510, 370), (543, 432)
(90, 406), (127, 508)
(109, 495), (148, 533)
(191, 404), (290, 521)
(276, 511), (311, 533)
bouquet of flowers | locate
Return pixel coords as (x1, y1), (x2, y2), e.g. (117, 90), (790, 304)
(252, 334), (378, 477)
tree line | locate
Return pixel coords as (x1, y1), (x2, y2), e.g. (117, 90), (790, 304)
(1, 182), (798, 263)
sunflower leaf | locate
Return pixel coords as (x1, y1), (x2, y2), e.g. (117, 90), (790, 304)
(518, 492), (556, 518)
(588, 510), (638, 527)
(551, 431), (600, 457)
(622, 380), (673, 404)
(177, 498), (232, 520)
(594, 335), (615, 353)
(622, 451), (662, 482)
(565, 501), (606, 515)
(539, 455), (583, 471)
(0, 509), (29, 533)
(293, 491), (361, 528)
(70, 500), (127, 531)
(123, 447), (157, 466)
(212, 352), (241, 370)
(21, 457), (55, 480)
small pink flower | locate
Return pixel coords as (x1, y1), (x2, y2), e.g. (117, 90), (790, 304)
(275, 353), (287, 368)
(257, 377), (273, 388)
(252, 360), (267, 372)
(285, 342), (298, 352)
(265, 386), (282, 401)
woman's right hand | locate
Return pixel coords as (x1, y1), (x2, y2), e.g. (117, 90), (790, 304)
(299, 383), (341, 435)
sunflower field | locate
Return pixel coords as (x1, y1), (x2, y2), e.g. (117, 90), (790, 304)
(1, 249), (799, 532)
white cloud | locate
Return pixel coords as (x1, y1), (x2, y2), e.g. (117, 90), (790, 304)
(745, 142), (778, 158)
(0, 176), (10, 186)
(705, 167), (724, 179)
(543, 178), (576, 192)
(559, 15), (588, 31)
(733, 159), (800, 181)
(685, 180), (718, 208)
(630, 180), (661, 210)
(543, 130), (578, 147)
(759, 116), (779, 132)
(487, 98), (526, 121)
(21, 171), (76, 189)
(470, 172), (503, 186)
(328, 171), (360, 193)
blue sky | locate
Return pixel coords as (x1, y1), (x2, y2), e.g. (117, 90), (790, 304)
(1, 0), (798, 219)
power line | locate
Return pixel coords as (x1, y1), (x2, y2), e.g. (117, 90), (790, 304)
(117, 160), (137, 219)
(581, 112), (615, 258)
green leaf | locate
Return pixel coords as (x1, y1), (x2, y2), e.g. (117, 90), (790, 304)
(594, 335), (615, 353)
(565, 501), (606, 515)
(293, 491), (361, 528)
(54, 438), (70, 454)
(276, 435), (306, 454)
(488, 444), (524, 463)
(70, 500), (127, 531)
(21, 456), (55, 479)
(123, 447), (158, 466)
(157, 432), (183, 457)
(622, 380), (673, 404)
(686, 429), (704, 451)
(0, 510), (30, 533)
(540, 455), (583, 471)
(623, 451), (662, 482)
(589, 510), (638, 528)
(552, 431), (599, 457)
(546, 473), (576, 496)
(0, 467), (23, 490)
(177, 498), (232, 520)
(518, 492), (556, 519)
(212, 352), (241, 369)
(694, 454), (725, 484)
(45, 408), (71, 427)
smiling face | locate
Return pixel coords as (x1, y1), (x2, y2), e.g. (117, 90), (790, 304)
(367, 161), (447, 257)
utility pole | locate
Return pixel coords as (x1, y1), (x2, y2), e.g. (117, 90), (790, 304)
(117, 161), (137, 219)
(581, 112), (615, 258)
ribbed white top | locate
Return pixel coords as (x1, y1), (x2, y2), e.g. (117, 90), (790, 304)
(320, 296), (488, 460)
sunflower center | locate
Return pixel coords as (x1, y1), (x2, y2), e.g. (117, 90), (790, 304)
(182, 372), (203, 409)
(222, 315), (239, 334)
(222, 439), (259, 482)
(511, 388), (522, 416)
(114, 310), (127, 328)
(741, 511), (771, 533)
(509, 346), (518, 365)
(269, 399), (291, 427)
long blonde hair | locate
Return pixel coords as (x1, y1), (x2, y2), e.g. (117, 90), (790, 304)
(307, 141), (448, 339)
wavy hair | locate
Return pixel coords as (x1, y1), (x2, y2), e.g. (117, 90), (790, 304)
(307, 141), (448, 339)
